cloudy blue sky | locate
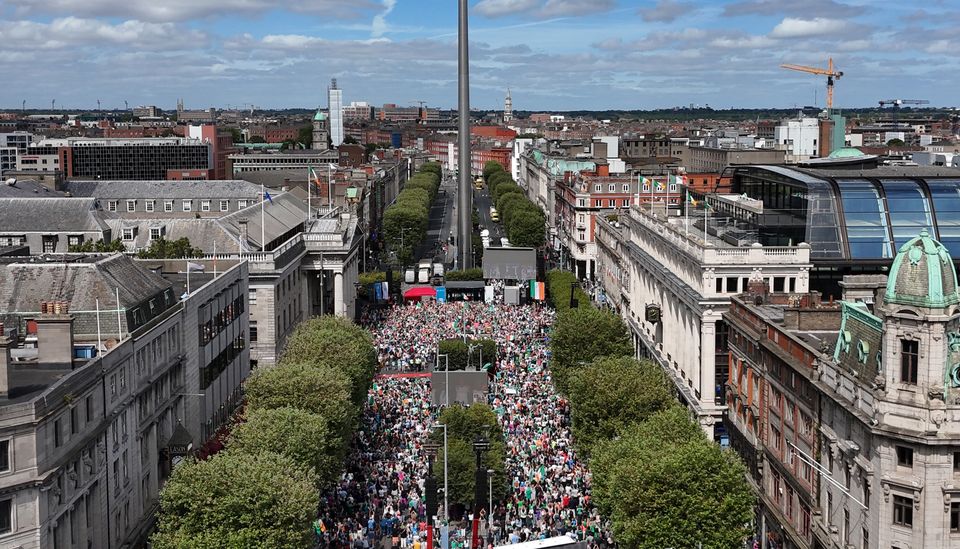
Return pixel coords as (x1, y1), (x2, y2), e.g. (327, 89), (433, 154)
(1, 0), (957, 111)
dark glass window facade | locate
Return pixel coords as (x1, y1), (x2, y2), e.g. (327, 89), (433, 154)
(881, 180), (933, 250)
(928, 180), (960, 256)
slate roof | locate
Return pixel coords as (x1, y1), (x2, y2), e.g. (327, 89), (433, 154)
(0, 198), (109, 233)
(0, 179), (65, 198)
(218, 191), (308, 250)
(65, 180), (262, 199)
(0, 253), (173, 313)
(104, 218), (242, 254)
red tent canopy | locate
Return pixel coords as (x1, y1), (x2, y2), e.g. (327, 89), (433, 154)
(403, 286), (437, 299)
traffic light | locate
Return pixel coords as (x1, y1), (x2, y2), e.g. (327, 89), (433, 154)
(425, 476), (438, 518)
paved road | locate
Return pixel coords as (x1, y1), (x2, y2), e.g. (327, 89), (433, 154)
(413, 172), (457, 266)
(473, 184), (504, 242)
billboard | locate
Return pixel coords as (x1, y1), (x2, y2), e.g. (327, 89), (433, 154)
(431, 370), (489, 407)
(482, 247), (537, 281)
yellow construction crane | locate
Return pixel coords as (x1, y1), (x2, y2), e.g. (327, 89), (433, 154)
(780, 58), (843, 112)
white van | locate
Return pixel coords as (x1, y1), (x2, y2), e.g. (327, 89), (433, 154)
(417, 260), (432, 284)
(404, 269), (415, 283)
(432, 263), (445, 278)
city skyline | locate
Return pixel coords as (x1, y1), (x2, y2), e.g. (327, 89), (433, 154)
(1, 0), (958, 111)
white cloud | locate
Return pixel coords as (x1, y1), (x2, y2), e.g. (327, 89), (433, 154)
(769, 17), (847, 38)
(475, 0), (540, 18)
(638, 0), (696, 23)
(709, 34), (776, 49)
(0, 16), (204, 48)
(10, 0), (379, 22)
(371, 0), (397, 38)
(473, 0), (614, 19)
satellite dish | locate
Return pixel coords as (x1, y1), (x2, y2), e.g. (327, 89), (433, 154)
(4, 178), (16, 186)
(104, 338), (118, 349)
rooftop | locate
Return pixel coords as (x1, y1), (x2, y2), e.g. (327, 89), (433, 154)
(0, 197), (108, 233)
(0, 179), (65, 198)
(66, 180), (263, 199)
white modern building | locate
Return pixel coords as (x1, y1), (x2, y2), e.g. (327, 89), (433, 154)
(328, 79), (344, 148)
(774, 117), (820, 158)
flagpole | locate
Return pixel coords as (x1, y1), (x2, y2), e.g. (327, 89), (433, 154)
(116, 288), (123, 343)
(307, 166), (312, 224)
(186, 260), (190, 295)
(95, 298), (103, 353)
(685, 190), (689, 239)
(213, 241), (217, 277)
(327, 163), (333, 208)
(260, 184), (266, 252)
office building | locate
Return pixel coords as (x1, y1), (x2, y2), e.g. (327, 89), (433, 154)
(342, 101), (373, 121)
(328, 79), (344, 148)
(0, 254), (249, 548)
(22, 138), (211, 180)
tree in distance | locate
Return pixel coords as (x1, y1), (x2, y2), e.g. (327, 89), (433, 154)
(591, 407), (755, 549)
(566, 356), (674, 454)
(151, 450), (318, 549)
(136, 237), (202, 259)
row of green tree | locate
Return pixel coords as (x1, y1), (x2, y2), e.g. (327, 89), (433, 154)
(152, 317), (378, 548)
(482, 161), (546, 248)
(546, 269), (755, 548)
(67, 237), (204, 258)
(383, 162), (443, 266)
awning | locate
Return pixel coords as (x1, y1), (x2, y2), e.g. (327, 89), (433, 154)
(404, 286), (437, 299)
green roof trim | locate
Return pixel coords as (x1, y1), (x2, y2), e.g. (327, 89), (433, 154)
(884, 228), (960, 308)
(314, 110), (327, 121)
(833, 301), (882, 363)
(345, 187), (359, 199)
(827, 147), (865, 159)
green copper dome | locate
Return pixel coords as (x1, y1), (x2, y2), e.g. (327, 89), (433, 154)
(314, 110), (327, 121)
(884, 229), (960, 308)
(827, 147), (865, 159)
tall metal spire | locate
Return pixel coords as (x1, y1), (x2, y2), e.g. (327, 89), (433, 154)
(457, 0), (472, 270)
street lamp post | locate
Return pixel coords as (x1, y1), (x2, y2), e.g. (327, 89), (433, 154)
(432, 423), (449, 541)
(436, 352), (450, 408)
(486, 468), (494, 546)
(471, 430), (491, 549)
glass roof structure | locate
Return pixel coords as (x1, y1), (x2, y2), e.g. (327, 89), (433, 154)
(728, 166), (960, 262)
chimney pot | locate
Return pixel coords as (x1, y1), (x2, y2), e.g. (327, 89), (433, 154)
(0, 336), (10, 397)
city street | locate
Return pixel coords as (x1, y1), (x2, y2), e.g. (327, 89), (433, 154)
(316, 302), (613, 547)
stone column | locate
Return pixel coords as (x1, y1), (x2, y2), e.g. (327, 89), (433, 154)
(334, 271), (344, 317)
(700, 310), (717, 407)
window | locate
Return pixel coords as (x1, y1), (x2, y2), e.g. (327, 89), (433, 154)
(0, 440), (9, 473)
(126, 200), (136, 212)
(951, 501), (960, 533)
(201, 200), (211, 212)
(86, 396), (93, 422)
(182, 200), (192, 212)
(219, 200), (229, 212)
(622, 184), (630, 192)
(145, 200), (155, 212)
(838, 180), (892, 258)
(122, 228), (134, 241)
(608, 184), (615, 192)
(54, 419), (62, 447)
(149, 227), (161, 241)
(70, 407), (78, 435)
(107, 200), (118, 212)
(843, 508), (850, 546)
(955, 451), (960, 474)
(163, 200), (173, 212)
(238, 199), (248, 209)
(901, 339), (919, 383)
(577, 198), (585, 207)
(893, 495), (913, 527)
(861, 527), (868, 549)
(0, 498), (10, 534)
(896, 445), (914, 467)
(42, 235), (57, 253)
(110, 374), (117, 397)
(249, 321), (257, 342)
(594, 184), (601, 192)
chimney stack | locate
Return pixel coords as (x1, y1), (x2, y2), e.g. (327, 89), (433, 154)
(36, 300), (75, 366)
(0, 335), (11, 397)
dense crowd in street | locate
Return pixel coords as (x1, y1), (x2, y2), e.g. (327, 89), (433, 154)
(318, 301), (613, 548)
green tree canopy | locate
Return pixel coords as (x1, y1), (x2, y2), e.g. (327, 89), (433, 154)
(483, 161), (504, 182)
(279, 316), (377, 406)
(545, 270), (591, 313)
(229, 407), (345, 487)
(437, 339), (497, 371)
(508, 210), (546, 248)
(444, 268), (484, 281)
(592, 407), (755, 549)
(492, 182), (523, 203)
(549, 307), (632, 393)
(151, 451), (318, 549)
(297, 126), (312, 148)
(244, 362), (355, 437)
(566, 357), (674, 453)
(136, 237), (202, 259)
(68, 238), (126, 253)
(431, 405), (508, 507)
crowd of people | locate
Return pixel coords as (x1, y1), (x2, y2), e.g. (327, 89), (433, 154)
(318, 301), (613, 548)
